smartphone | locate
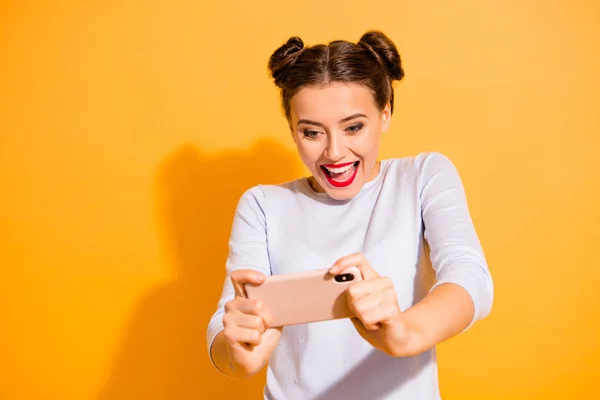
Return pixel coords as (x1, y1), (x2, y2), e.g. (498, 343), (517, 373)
(244, 266), (362, 328)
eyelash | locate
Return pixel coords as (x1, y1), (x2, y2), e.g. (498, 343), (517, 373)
(346, 123), (364, 133)
(302, 123), (364, 139)
(302, 130), (321, 139)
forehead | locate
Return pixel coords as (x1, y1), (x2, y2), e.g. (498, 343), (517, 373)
(289, 83), (378, 123)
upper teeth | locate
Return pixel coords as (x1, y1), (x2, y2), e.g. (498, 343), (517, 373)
(325, 163), (355, 174)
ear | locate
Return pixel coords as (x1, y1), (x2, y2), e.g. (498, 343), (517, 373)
(381, 103), (392, 133)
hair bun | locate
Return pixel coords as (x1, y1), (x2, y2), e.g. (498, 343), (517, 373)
(358, 30), (404, 81)
(268, 36), (305, 87)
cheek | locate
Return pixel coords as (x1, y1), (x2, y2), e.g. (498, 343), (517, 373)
(354, 130), (381, 156)
(295, 141), (320, 168)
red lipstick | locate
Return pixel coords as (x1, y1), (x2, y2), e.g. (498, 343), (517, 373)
(320, 161), (359, 188)
(321, 161), (356, 168)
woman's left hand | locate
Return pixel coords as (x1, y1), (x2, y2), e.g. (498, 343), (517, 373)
(329, 252), (417, 357)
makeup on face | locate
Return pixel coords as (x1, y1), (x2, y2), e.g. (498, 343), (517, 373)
(289, 83), (390, 200)
(320, 161), (360, 188)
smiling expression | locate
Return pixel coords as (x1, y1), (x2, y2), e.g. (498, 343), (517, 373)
(289, 82), (392, 201)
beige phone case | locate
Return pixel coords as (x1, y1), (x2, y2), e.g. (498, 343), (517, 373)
(244, 266), (362, 327)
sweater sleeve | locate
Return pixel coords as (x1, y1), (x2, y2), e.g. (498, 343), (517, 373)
(417, 152), (494, 328)
(206, 185), (271, 366)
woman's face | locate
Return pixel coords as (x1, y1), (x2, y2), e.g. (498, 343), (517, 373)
(288, 82), (391, 201)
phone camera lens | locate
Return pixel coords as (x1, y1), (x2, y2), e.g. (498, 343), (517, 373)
(335, 273), (354, 283)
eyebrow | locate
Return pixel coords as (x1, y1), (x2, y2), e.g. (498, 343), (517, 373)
(297, 113), (367, 128)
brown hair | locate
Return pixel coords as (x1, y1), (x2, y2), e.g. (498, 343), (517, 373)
(268, 30), (405, 120)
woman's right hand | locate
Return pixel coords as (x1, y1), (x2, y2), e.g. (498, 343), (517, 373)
(222, 270), (282, 377)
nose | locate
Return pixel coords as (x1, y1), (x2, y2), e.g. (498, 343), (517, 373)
(324, 132), (345, 161)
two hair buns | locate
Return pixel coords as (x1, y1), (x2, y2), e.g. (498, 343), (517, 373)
(268, 31), (404, 87)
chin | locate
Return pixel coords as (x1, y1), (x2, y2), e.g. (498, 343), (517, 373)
(315, 163), (364, 200)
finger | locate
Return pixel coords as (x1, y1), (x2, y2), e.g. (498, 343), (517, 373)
(224, 298), (275, 328)
(349, 290), (385, 317)
(356, 307), (387, 331)
(224, 326), (262, 347)
(347, 277), (394, 302)
(230, 269), (267, 297)
(348, 291), (385, 330)
(352, 289), (402, 330)
(350, 317), (371, 337)
(255, 300), (275, 328)
(224, 311), (265, 332)
(351, 314), (381, 332)
(329, 252), (379, 279)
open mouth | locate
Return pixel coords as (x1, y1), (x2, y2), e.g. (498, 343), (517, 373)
(320, 161), (360, 188)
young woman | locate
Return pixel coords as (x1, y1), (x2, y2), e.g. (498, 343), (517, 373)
(207, 30), (494, 399)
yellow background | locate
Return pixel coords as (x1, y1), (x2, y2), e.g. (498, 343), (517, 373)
(1, 1), (599, 399)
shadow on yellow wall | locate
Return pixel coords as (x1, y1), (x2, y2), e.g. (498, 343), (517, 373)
(95, 139), (299, 399)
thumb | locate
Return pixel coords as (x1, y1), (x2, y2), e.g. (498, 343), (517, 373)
(329, 252), (379, 280)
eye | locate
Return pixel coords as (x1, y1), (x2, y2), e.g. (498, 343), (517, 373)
(302, 130), (321, 139)
(345, 123), (364, 134)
